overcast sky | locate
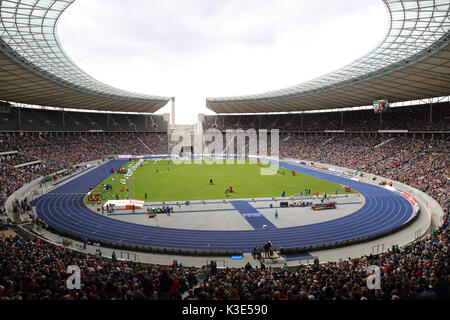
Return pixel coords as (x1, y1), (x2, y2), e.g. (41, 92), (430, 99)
(58, 0), (387, 124)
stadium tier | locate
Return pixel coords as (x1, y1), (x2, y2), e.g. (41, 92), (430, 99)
(2, 223), (447, 301)
(203, 103), (450, 132)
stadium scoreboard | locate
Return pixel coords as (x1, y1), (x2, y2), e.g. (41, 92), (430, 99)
(373, 100), (390, 113)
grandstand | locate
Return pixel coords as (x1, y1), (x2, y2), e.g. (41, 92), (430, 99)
(0, 0), (449, 302)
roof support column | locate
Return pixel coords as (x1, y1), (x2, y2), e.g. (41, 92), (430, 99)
(18, 107), (21, 130)
(430, 103), (433, 124)
(171, 97), (175, 125)
(380, 112), (383, 130)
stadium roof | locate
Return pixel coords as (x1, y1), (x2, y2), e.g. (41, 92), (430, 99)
(0, 0), (172, 113)
(207, 0), (450, 114)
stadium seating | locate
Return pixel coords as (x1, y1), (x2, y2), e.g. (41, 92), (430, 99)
(0, 103), (448, 301)
(0, 106), (168, 132)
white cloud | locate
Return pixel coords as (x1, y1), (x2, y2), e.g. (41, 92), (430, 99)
(58, 0), (387, 124)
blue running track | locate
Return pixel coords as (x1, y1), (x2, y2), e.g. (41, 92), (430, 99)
(31, 159), (413, 252)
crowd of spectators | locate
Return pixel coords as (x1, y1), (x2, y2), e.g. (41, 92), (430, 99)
(109, 132), (168, 155)
(0, 206), (448, 300)
(0, 133), (168, 208)
(0, 164), (38, 208)
(280, 134), (449, 210)
(0, 153), (38, 166)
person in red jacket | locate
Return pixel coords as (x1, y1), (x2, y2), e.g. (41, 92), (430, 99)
(170, 275), (181, 300)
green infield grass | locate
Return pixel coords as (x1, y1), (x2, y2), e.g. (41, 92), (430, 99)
(86, 159), (352, 203)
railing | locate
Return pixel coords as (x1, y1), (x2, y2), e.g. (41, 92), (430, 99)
(314, 225), (427, 263)
(120, 251), (139, 262)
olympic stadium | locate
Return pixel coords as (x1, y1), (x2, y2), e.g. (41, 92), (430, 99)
(0, 0), (449, 302)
